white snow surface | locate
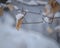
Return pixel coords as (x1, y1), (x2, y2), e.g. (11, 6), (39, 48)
(0, 24), (59, 48)
(44, 17), (49, 23)
(36, 0), (47, 5)
(17, 0), (47, 5)
(0, 12), (59, 48)
(14, 5), (19, 10)
(16, 13), (24, 20)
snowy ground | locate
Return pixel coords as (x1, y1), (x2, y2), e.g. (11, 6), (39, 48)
(0, 11), (59, 48)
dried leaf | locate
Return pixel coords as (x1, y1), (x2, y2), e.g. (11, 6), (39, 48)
(7, 4), (14, 11)
(16, 18), (23, 30)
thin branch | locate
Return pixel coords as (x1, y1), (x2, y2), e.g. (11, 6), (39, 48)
(20, 21), (43, 24)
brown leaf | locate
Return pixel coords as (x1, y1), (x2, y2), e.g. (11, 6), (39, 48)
(16, 18), (23, 30)
(7, 4), (14, 11)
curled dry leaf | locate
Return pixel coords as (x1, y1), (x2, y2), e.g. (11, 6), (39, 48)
(16, 13), (24, 30)
(16, 18), (23, 30)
